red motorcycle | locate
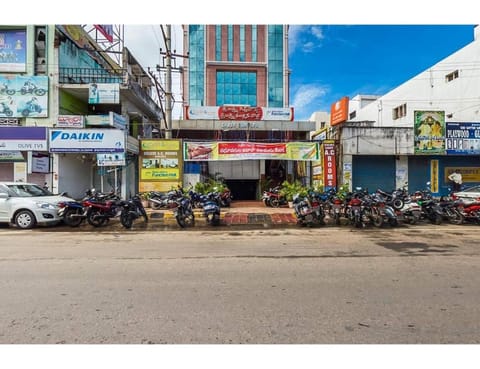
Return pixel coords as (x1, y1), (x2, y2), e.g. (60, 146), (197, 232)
(84, 190), (124, 227)
(262, 186), (287, 207)
(455, 199), (480, 224)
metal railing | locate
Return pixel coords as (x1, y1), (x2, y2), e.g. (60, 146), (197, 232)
(59, 67), (125, 84)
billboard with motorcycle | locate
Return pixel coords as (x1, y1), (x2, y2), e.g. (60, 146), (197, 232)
(0, 75), (48, 118)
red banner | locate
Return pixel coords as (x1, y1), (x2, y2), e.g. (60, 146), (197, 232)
(218, 106), (263, 121)
(323, 143), (337, 189)
(218, 142), (286, 155)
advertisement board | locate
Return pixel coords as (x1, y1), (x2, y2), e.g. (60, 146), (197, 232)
(0, 75), (49, 118)
(88, 83), (120, 104)
(184, 141), (319, 161)
(445, 122), (480, 155)
(0, 29), (26, 72)
(414, 110), (445, 154)
(139, 139), (183, 192)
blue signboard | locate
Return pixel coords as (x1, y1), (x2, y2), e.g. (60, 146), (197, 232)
(446, 122), (480, 155)
(0, 29), (27, 72)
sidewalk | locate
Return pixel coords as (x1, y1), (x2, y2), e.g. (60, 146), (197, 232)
(147, 200), (298, 228)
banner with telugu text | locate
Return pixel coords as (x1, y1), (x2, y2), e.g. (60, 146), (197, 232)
(184, 141), (319, 161)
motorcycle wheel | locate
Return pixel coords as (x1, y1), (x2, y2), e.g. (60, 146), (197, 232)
(63, 208), (84, 227)
(6, 89), (15, 95)
(431, 213), (443, 225)
(270, 198), (281, 207)
(22, 109), (30, 117)
(86, 208), (107, 227)
(333, 213), (341, 226)
(388, 218), (399, 227)
(150, 200), (163, 210)
(393, 199), (404, 210)
(448, 211), (464, 225)
(140, 206), (149, 223)
(120, 210), (134, 229)
(35, 88), (46, 96)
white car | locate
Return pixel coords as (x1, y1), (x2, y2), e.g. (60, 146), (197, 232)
(452, 185), (480, 202)
(0, 182), (76, 229)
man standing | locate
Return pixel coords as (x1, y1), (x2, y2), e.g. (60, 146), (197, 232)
(448, 170), (462, 192)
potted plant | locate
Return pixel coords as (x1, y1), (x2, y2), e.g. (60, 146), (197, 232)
(280, 180), (306, 207)
(140, 191), (151, 208)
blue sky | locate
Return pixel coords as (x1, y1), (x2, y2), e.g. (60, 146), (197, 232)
(289, 25), (476, 120)
(123, 24), (476, 121)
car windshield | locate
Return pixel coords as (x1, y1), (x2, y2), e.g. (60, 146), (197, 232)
(7, 184), (52, 197)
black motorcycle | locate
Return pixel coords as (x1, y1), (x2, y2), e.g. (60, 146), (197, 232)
(120, 194), (148, 229)
(173, 195), (195, 228)
(58, 189), (95, 227)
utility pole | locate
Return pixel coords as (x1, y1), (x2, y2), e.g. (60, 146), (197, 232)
(165, 25), (173, 139)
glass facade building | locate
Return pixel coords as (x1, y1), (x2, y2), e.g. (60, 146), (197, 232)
(188, 25), (204, 107)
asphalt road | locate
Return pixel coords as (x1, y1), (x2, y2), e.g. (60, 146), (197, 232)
(1, 225), (479, 345)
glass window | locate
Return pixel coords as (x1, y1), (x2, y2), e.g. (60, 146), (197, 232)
(227, 25), (233, 61)
(240, 25), (245, 62)
(189, 25), (205, 106)
(216, 25), (222, 61)
(216, 71), (257, 106)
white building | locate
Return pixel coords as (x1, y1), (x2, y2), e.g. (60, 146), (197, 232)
(339, 25), (480, 195)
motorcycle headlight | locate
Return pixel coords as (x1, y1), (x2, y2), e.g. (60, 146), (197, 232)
(36, 202), (56, 210)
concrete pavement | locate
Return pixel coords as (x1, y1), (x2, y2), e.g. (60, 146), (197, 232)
(148, 200), (299, 228)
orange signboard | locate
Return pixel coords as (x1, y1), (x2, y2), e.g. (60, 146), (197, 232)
(330, 96), (349, 127)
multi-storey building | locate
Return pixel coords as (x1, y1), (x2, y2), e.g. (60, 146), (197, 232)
(175, 25), (316, 200)
(0, 25), (162, 199)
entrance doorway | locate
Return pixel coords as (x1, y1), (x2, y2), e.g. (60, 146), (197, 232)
(226, 180), (258, 200)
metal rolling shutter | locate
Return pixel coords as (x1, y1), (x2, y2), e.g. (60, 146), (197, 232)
(352, 155), (396, 193)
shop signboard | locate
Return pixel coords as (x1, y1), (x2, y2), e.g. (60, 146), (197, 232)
(88, 83), (120, 104)
(48, 128), (125, 153)
(57, 115), (84, 128)
(0, 126), (47, 151)
(185, 106), (294, 121)
(445, 122), (480, 155)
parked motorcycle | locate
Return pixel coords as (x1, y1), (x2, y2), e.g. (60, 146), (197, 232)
(201, 192), (221, 226)
(120, 193), (148, 229)
(173, 194), (195, 228)
(413, 183), (443, 225)
(149, 189), (182, 210)
(262, 186), (288, 207)
(57, 189), (96, 227)
(292, 192), (326, 227)
(85, 190), (123, 227)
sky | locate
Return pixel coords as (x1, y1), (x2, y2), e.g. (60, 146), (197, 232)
(123, 24), (476, 121)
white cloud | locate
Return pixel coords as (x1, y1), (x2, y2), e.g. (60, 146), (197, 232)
(288, 25), (325, 55)
(292, 84), (329, 120)
(310, 26), (325, 40)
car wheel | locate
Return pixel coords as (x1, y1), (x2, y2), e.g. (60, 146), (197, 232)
(15, 210), (37, 229)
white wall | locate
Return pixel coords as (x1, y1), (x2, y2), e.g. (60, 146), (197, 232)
(352, 34), (479, 127)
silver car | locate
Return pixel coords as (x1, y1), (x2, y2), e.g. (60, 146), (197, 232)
(0, 182), (76, 229)
(452, 185), (480, 202)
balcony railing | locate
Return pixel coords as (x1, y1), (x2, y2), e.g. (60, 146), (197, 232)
(59, 67), (125, 84)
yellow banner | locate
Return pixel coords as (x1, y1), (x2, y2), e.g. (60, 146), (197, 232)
(141, 168), (180, 180)
(445, 167), (480, 182)
(141, 139), (181, 151)
(430, 160), (439, 192)
(139, 181), (181, 193)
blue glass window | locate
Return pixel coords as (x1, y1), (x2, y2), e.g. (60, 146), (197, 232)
(188, 25), (205, 106)
(216, 25), (222, 61)
(240, 25), (245, 62)
(267, 25), (284, 107)
(227, 25), (233, 61)
(216, 71), (257, 107)
(251, 25), (257, 62)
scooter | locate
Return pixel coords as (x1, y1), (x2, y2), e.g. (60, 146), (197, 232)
(201, 192), (221, 226)
(0, 102), (13, 117)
